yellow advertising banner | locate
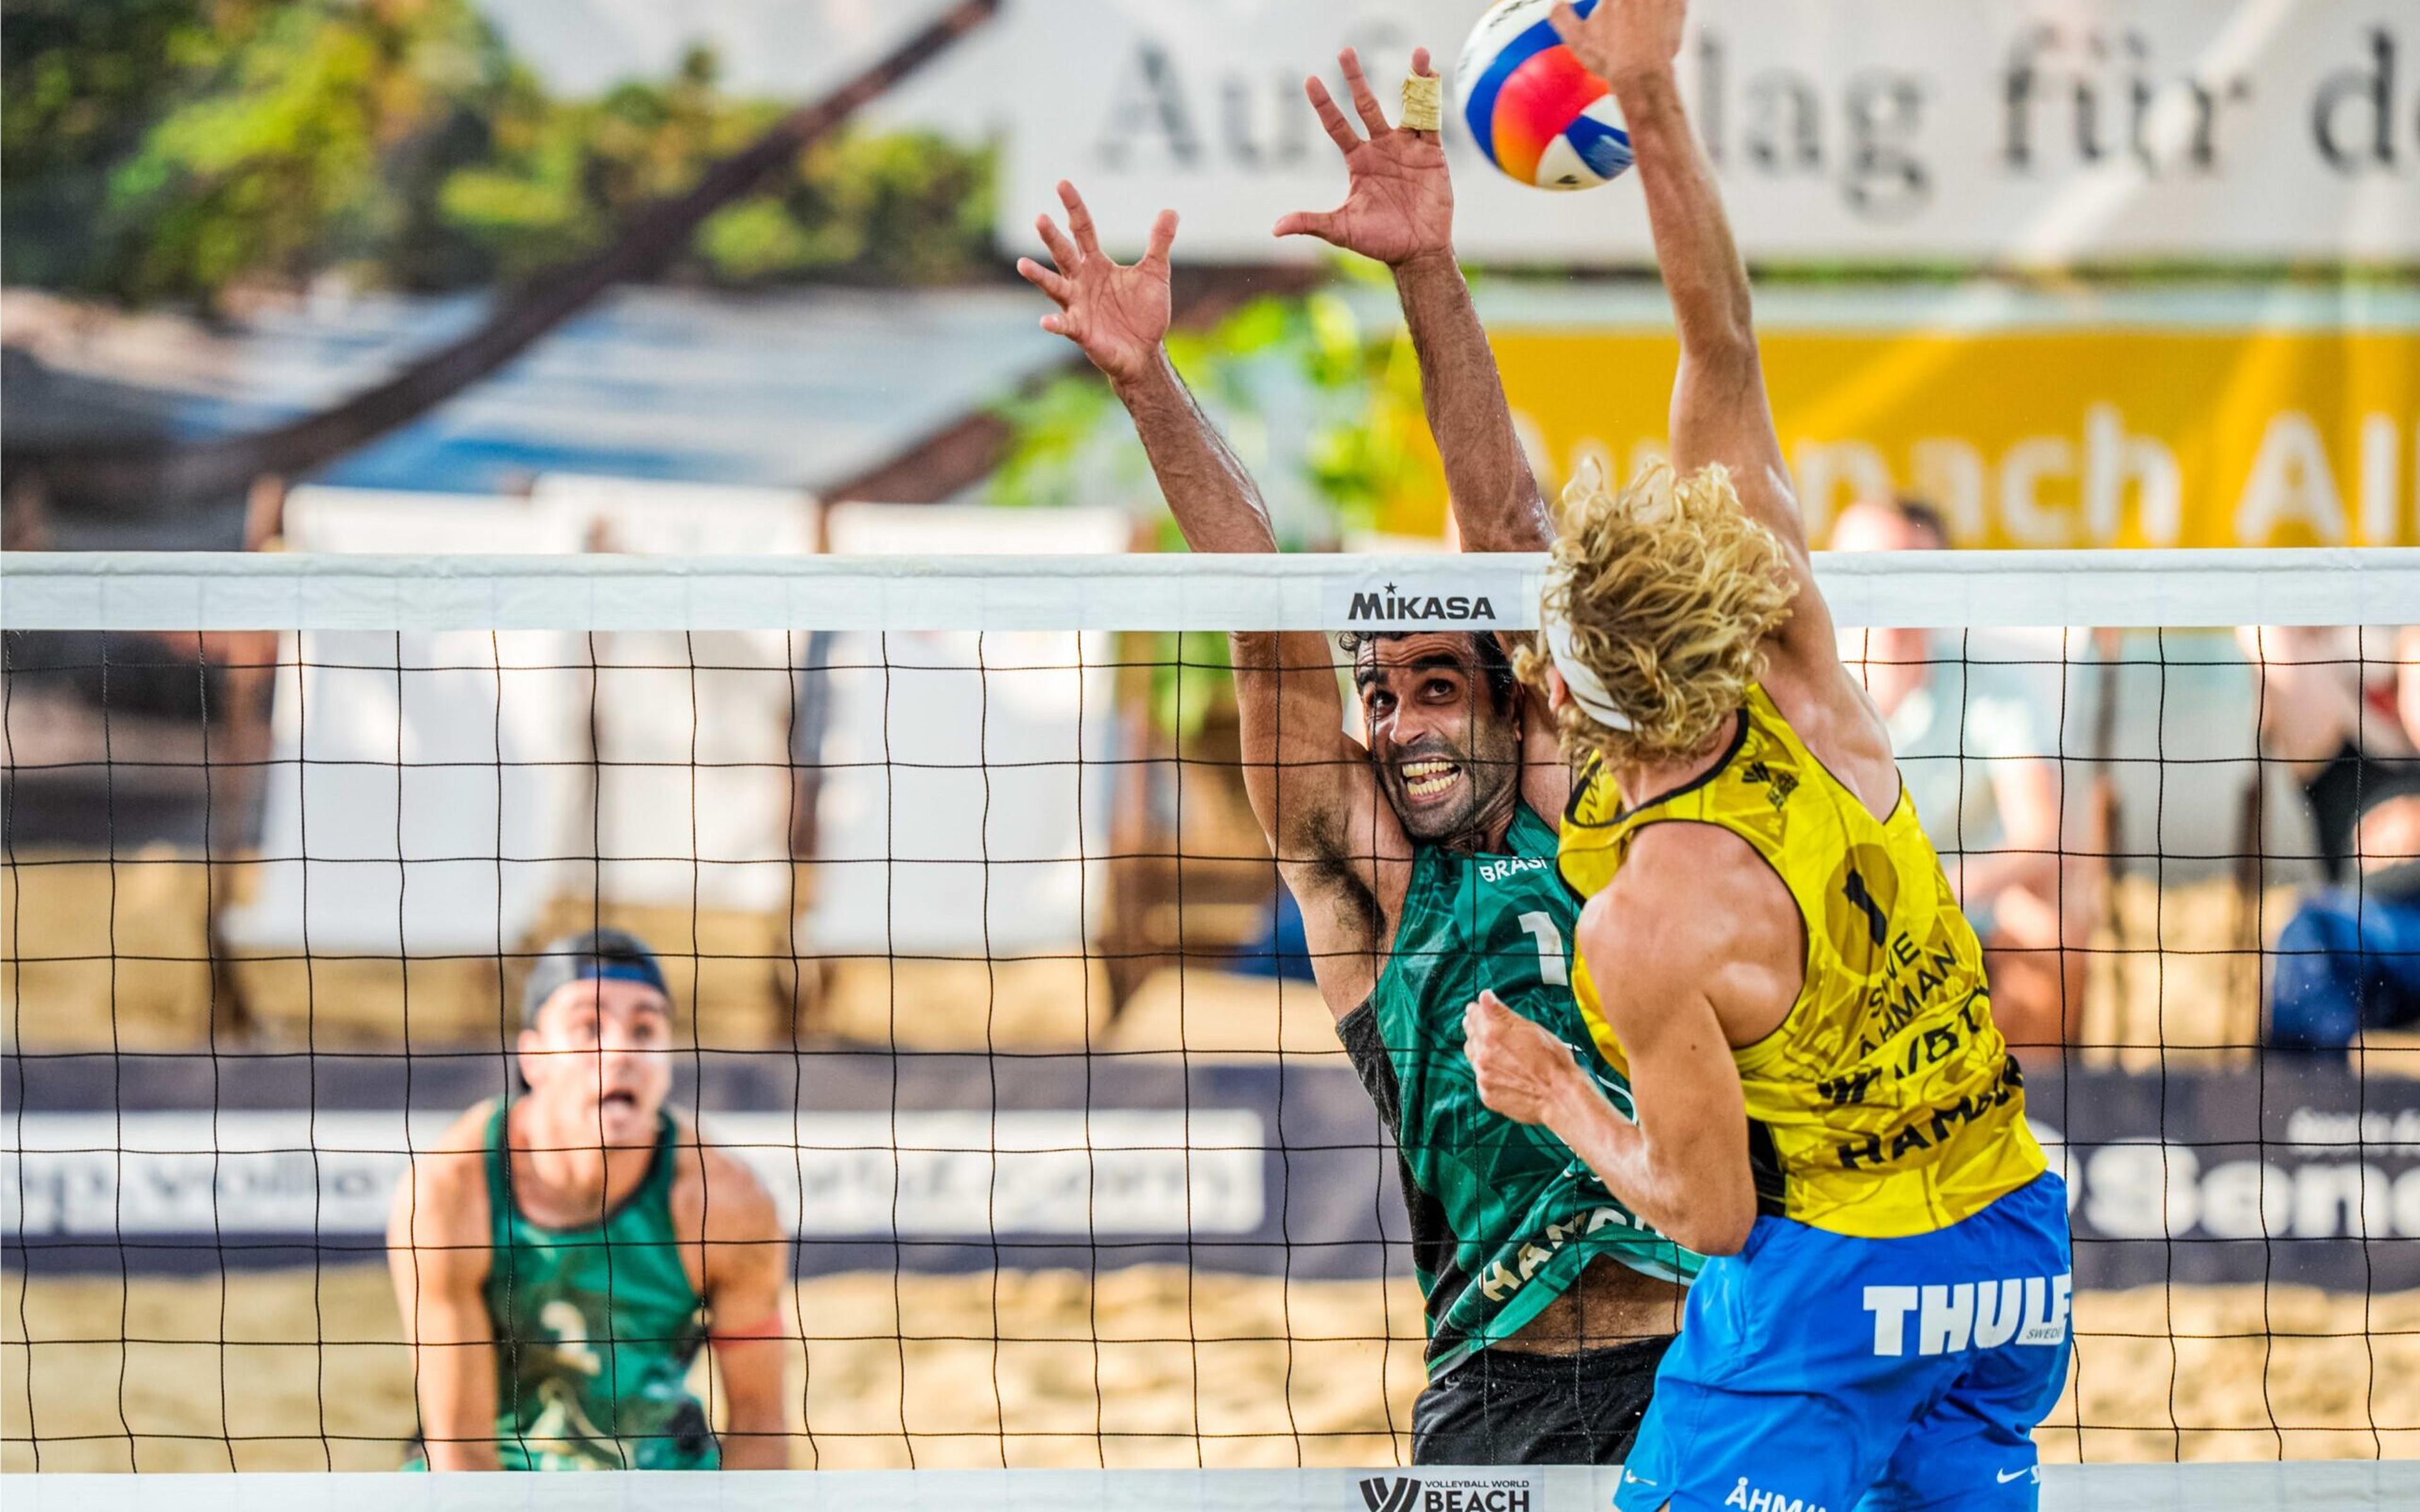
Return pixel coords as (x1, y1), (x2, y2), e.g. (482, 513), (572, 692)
(1441, 289), (2419, 549)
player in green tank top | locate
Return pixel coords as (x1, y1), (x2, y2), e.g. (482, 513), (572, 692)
(1361, 799), (1697, 1378)
(1017, 44), (1698, 1463)
(388, 929), (791, 1470)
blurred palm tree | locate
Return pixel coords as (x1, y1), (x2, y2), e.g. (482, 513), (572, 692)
(3, 0), (997, 306)
(3, 0), (1003, 517)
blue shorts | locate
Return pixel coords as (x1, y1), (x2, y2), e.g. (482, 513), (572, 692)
(1613, 1172), (2071, 1512)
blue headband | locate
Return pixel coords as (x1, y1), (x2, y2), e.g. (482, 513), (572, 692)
(522, 929), (669, 1024)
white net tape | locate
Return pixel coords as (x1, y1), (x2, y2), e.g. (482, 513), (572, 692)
(9, 549), (2419, 632)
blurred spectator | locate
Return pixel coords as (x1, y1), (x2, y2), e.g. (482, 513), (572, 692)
(1233, 883), (1320, 983)
(1832, 497), (2093, 1051)
(2242, 626), (2420, 1055)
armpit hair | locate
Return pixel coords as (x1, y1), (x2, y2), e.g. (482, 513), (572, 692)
(1293, 807), (1386, 949)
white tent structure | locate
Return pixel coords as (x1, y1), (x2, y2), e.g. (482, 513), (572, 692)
(220, 481), (821, 1008)
(216, 490), (590, 978)
(530, 475), (819, 914)
(802, 505), (1127, 968)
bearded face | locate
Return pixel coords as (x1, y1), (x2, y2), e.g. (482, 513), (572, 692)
(1355, 633), (1525, 845)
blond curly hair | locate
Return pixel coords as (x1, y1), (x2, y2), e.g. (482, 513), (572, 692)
(1517, 459), (1797, 767)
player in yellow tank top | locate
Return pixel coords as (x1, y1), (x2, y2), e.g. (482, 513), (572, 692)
(1559, 685), (2047, 1239)
(1455, 5), (2070, 1508)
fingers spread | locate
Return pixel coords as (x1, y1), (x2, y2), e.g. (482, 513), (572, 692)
(1143, 208), (1179, 267)
(1058, 179), (1102, 255)
(1304, 75), (1359, 153)
(1034, 212), (1080, 272)
(1338, 48), (1392, 137)
(1271, 208), (1340, 243)
(1015, 256), (1072, 304)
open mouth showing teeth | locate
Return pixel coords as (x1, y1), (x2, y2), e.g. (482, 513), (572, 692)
(1400, 759), (1460, 799)
(600, 1092), (639, 1111)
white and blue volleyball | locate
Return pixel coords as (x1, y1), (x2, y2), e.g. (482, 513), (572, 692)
(1453, 0), (1633, 191)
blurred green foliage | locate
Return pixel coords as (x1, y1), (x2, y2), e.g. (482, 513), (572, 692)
(2, 0), (996, 306)
(989, 284), (1426, 544)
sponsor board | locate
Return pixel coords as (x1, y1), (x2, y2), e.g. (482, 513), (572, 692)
(8, 1053), (2420, 1290)
(3, 1109), (1262, 1243)
(1473, 311), (2420, 551)
(1005, 1), (2420, 266)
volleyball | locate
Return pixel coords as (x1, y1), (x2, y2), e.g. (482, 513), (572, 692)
(1454, 0), (1633, 190)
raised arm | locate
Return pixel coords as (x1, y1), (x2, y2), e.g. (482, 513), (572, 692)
(1018, 185), (1395, 966)
(388, 1139), (501, 1471)
(1277, 48), (1550, 552)
(1550, 1), (1839, 679)
(1017, 181), (1269, 551)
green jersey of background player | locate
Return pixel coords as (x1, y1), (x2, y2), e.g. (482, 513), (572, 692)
(387, 929), (790, 1470)
(1015, 45), (1699, 1466)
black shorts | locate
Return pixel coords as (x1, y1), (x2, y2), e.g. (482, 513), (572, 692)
(1410, 1334), (1674, 1466)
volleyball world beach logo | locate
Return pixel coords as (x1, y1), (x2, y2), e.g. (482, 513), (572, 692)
(1358, 1477), (1421, 1512)
(1355, 1474), (1536, 1511)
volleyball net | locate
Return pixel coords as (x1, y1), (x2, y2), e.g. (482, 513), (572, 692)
(6, 545), (2420, 1494)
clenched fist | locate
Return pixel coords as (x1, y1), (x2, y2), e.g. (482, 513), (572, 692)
(1463, 990), (1585, 1128)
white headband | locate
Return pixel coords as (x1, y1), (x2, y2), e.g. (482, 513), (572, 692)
(1540, 592), (1635, 733)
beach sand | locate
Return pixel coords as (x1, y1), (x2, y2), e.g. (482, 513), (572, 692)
(8, 1267), (2417, 1472)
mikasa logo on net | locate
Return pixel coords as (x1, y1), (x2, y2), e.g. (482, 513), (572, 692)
(1345, 585), (1499, 624)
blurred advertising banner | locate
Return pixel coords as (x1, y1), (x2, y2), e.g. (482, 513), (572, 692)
(1386, 286), (2420, 549)
(1006, 0), (2419, 266)
(11, 1049), (2420, 1293)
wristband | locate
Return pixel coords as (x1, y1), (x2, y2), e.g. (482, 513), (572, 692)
(708, 1312), (786, 1345)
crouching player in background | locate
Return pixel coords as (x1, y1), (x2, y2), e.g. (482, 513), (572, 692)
(388, 929), (790, 1470)
(1463, 1), (2073, 1507)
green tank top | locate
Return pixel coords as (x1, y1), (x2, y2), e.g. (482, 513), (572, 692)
(479, 1101), (715, 1470)
(1339, 803), (1700, 1379)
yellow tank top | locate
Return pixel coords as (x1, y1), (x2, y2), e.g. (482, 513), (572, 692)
(1561, 685), (2046, 1239)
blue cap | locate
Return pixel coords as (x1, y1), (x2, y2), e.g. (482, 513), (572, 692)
(522, 928), (671, 1026)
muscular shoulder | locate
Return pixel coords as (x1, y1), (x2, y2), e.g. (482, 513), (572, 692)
(667, 1119), (781, 1246)
(1579, 822), (1803, 1045)
(389, 1102), (497, 1265)
(667, 1120), (788, 1311)
(1760, 663), (1898, 816)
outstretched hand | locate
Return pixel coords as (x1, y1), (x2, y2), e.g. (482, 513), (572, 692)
(1464, 990), (1585, 1128)
(1548, 0), (1687, 96)
(1274, 47), (1453, 269)
(1016, 180), (1177, 388)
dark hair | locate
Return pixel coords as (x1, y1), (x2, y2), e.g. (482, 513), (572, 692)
(1885, 495), (1951, 549)
(521, 927), (670, 1028)
(1335, 629), (1523, 717)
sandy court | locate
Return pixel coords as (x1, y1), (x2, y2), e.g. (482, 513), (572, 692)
(6, 1267), (2417, 1472)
